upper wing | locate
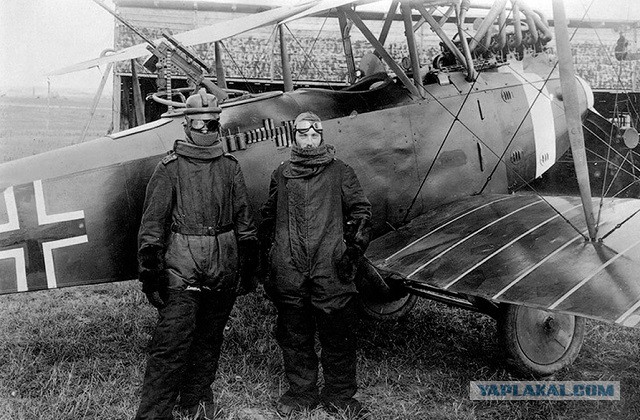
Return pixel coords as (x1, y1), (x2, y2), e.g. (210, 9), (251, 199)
(48, 1), (319, 76)
(367, 193), (640, 327)
(280, 0), (382, 24)
(280, 0), (463, 24)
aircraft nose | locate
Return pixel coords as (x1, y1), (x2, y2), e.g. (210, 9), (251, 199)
(575, 75), (594, 110)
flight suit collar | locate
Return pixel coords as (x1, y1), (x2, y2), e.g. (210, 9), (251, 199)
(174, 140), (224, 160)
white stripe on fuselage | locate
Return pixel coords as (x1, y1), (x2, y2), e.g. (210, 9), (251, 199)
(500, 62), (556, 178)
(34, 180), (85, 225)
(43, 235), (89, 289)
(0, 187), (19, 233)
(0, 249), (27, 292)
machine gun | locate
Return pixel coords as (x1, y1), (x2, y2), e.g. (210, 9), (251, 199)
(91, 0), (228, 118)
(143, 32), (229, 104)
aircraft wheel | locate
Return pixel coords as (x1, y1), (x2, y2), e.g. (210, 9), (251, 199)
(498, 304), (585, 377)
(358, 292), (418, 321)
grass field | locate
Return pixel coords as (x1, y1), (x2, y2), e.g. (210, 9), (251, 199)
(0, 95), (112, 163)
(1, 95), (639, 419)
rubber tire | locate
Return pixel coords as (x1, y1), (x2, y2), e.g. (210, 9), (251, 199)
(498, 304), (586, 377)
(358, 292), (418, 322)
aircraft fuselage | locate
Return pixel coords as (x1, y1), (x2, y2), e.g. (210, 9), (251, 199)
(0, 58), (593, 294)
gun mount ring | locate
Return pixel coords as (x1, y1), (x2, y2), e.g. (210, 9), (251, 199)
(151, 87), (252, 108)
(150, 87), (194, 108)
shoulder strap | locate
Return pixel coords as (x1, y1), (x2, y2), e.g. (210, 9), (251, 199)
(223, 152), (238, 162)
(161, 151), (177, 165)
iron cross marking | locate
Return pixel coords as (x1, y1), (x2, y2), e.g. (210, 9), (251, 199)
(0, 181), (87, 293)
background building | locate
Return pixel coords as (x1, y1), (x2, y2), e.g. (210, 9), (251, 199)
(111, 0), (640, 128)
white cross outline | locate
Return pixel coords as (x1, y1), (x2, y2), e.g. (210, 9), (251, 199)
(0, 181), (88, 291)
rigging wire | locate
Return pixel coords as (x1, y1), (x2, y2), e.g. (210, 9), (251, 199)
(597, 96), (618, 221)
(416, 6), (588, 236)
(582, 124), (640, 179)
(217, 23), (281, 95)
(476, 0), (598, 196)
(472, 0), (603, 238)
(284, 14), (339, 89)
(401, 5), (514, 224)
(401, 74), (481, 224)
(400, 2), (607, 238)
(584, 14), (640, 124)
(219, 40), (254, 94)
(599, 205), (640, 241)
(401, 7), (566, 225)
(580, 110), (640, 174)
(574, 0), (640, 237)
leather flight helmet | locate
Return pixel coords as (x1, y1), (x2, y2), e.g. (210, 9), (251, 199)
(184, 88), (222, 120)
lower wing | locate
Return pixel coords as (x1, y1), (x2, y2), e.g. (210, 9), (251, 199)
(367, 193), (640, 328)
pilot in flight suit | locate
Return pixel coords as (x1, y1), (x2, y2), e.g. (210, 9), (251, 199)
(260, 111), (372, 419)
(134, 89), (257, 420)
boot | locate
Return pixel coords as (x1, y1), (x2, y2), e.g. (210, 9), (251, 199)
(179, 401), (222, 419)
(275, 390), (319, 416)
(324, 398), (369, 419)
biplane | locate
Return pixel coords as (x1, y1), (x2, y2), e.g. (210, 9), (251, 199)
(2, 0), (640, 378)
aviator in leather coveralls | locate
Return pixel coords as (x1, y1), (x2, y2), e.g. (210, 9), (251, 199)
(261, 157), (371, 408)
(135, 139), (256, 420)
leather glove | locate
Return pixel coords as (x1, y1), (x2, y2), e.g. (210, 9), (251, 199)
(138, 246), (167, 309)
(237, 238), (259, 295)
(140, 270), (167, 309)
(344, 218), (371, 252)
(338, 219), (371, 284)
(336, 245), (361, 284)
(351, 218), (371, 254)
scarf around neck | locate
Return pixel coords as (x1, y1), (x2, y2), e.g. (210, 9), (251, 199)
(285, 143), (336, 178)
(174, 140), (224, 160)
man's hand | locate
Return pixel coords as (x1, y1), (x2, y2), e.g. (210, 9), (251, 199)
(345, 218), (371, 252)
(352, 218), (371, 254)
(336, 245), (361, 284)
(140, 270), (167, 309)
(138, 246), (167, 309)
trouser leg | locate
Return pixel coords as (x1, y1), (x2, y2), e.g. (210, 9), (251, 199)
(179, 290), (237, 406)
(135, 290), (199, 420)
(275, 302), (320, 403)
(317, 298), (358, 404)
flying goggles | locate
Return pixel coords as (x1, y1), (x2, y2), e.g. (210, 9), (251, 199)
(189, 118), (219, 132)
(295, 120), (323, 134)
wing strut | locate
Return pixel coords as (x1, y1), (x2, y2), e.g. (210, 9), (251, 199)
(341, 6), (420, 97)
(401, 3), (423, 91)
(214, 42), (227, 89)
(415, 4), (466, 66)
(78, 49), (114, 144)
(279, 26), (294, 92)
(378, 0), (399, 46)
(552, 0), (597, 241)
(337, 9), (357, 84)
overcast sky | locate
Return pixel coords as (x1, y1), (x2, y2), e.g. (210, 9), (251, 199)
(1, 0), (639, 95)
